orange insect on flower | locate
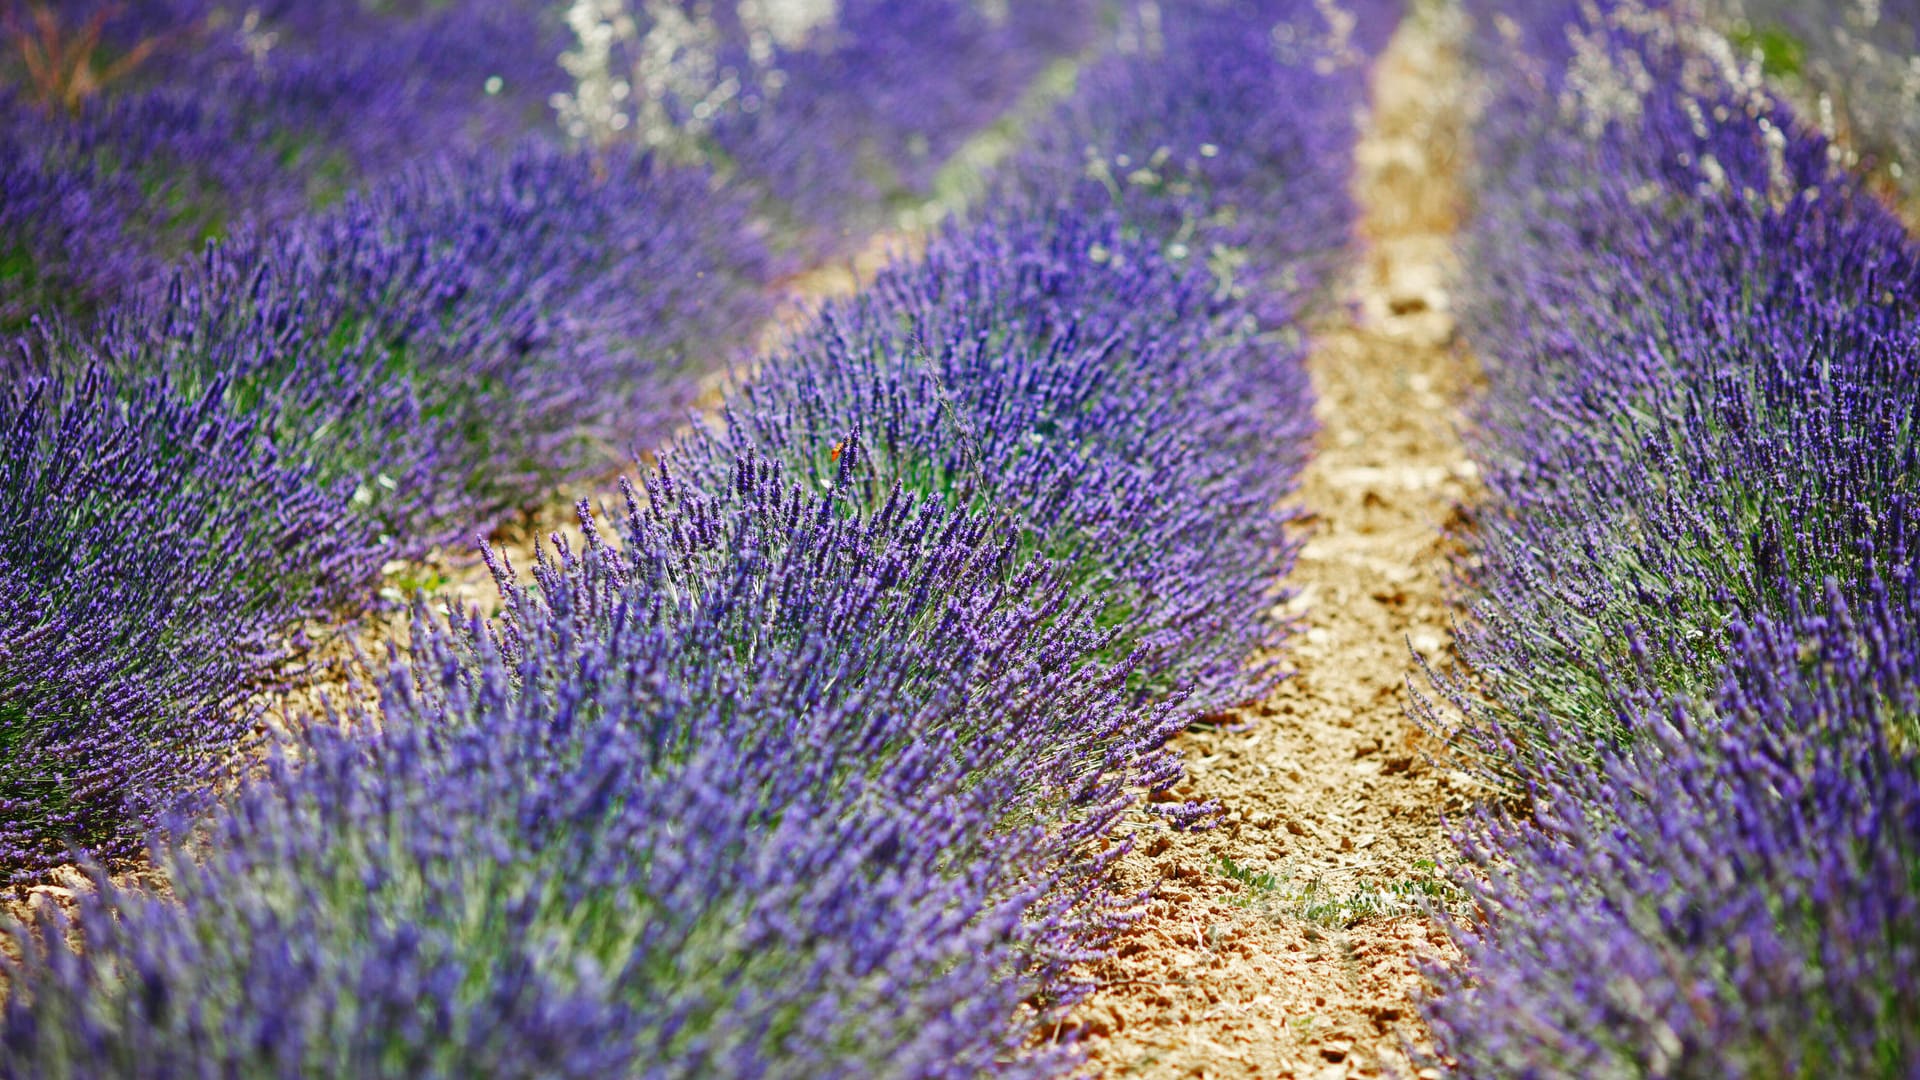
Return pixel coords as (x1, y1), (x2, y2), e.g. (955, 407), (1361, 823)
(830, 440), (845, 462)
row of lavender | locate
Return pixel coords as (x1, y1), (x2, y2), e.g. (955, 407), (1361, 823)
(1703, 0), (1920, 209)
(0, 1), (1092, 879)
(1, 0), (1094, 328)
(0, 1), (1384, 1073)
(1424, 1), (1920, 1073)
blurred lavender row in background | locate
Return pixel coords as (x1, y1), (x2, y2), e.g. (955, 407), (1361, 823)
(1705, 0), (1920, 208)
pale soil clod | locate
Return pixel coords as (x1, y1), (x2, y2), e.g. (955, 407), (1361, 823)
(1072, 10), (1479, 1078)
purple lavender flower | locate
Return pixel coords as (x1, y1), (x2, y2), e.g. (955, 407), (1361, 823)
(0, 455), (1159, 1076)
(1427, 595), (1920, 1077)
(1, 118), (776, 888)
(1006, 0), (1368, 317)
(669, 205), (1315, 714)
(1426, 3), (1920, 1073)
(0, 1), (567, 328)
(30, 141), (775, 546)
(0, 2), (1364, 1070)
(0, 120), (154, 331)
(1450, 0), (1920, 759)
(0, 365), (377, 880)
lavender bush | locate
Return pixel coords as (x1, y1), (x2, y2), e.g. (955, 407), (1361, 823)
(1451, 0), (1920, 759)
(0, 452), (1159, 1077)
(0, 0), (569, 328)
(2, 0), (1091, 885)
(1, 0), (1373, 1069)
(32, 141), (776, 545)
(0, 86), (282, 330)
(0, 366), (376, 880)
(1006, 0), (1369, 318)
(679, 0), (1391, 711)
(0, 123), (152, 332)
(673, 206), (1314, 713)
(1425, 2), (1920, 1073)
(1434, 595), (1920, 1076)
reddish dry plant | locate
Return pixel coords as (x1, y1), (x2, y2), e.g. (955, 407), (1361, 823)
(2, 2), (168, 113)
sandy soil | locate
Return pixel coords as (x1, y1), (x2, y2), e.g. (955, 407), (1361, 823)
(1064, 10), (1480, 1078)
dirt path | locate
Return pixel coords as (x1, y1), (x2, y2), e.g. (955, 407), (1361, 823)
(1068, 10), (1478, 1078)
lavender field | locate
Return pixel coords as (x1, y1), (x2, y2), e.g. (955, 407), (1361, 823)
(0, 1), (1915, 1077)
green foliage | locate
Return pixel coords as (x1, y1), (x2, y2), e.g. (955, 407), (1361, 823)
(1728, 21), (1805, 78)
(1216, 856), (1465, 927)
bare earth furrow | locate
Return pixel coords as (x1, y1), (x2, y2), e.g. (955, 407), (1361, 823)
(1075, 11), (1477, 1078)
